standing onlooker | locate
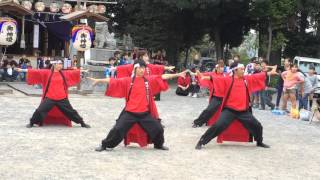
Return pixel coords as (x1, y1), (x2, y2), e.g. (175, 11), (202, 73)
(260, 60), (275, 110)
(298, 66), (317, 110)
(275, 66), (285, 109)
(132, 47), (139, 61)
(245, 57), (257, 75)
(153, 50), (167, 65)
(37, 55), (44, 69)
(275, 58), (292, 109)
(72, 55), (78, 67)
(307, 66), (317, 108)
(252, 62), (262, 108)
(233, 55), (240, 63)
(113, 51), (121, 66)
(105, 57), (117, 78)
(189, 68), (200, 98)
(119, 52), (129, 65)
(281, 64), (304, 112)
(19, 54), (30, 67)
(127, 52), (134, 64)
(19, 55), (30, 81)
(225, 59), (234, 74)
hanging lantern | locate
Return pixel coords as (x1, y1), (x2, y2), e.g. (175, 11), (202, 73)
(97, 5), (106, 14)
(22, 1), (32, 10)
(35, 1), (45, 12)
(88, 5), (98, 13)
(50, 2), (60, 13)
(61, 3), (72, 14)
(71, 25), (93, 51)
(0, 17), (18, 46)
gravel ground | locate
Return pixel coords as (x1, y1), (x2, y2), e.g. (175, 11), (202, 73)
(0, 85), (320, 180)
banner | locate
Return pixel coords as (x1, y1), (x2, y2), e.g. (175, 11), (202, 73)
(33, 24), (39, 48)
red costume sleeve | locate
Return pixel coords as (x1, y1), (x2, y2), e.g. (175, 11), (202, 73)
(105, 77), (130, 98)
(245, 72), (266, 93)
(63, 69), (81, 87)
(199, 77), (212, 89)
(148, 64), (165, 75)
(148, 75), (169, 95)
(26, 69), (49, 85)
(116, 64), (133, 78)
(213, 76), (227, 97)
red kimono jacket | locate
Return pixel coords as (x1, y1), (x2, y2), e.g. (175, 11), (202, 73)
(106, 75), (169, 147)
(27, 69), (81, 127)
(204, 72), (266, 143)
(198, 72), (226, 131)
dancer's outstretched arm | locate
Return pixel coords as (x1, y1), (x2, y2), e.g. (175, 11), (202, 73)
(87, 77), (110, 86)
(161, 71), (186, 80)
(189, 70), (211, 80)
(15, 68), (28, 73)
(164, 66), (175, 72)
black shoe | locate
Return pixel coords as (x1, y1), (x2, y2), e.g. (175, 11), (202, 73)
(26, 123), (33, 128)
(154, 145), (169, 150)
(95, 145), (107, 152)
(257, 142), (270, 148)
(270, 104), (275, 110)
(195, 141), (203, 150)
(81, 123), (91, 128)
(192, 123), (202, 128)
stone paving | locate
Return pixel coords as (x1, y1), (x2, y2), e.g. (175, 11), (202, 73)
(0, 85), (320, 180)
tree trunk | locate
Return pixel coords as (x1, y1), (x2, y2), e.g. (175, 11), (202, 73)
(269, 49), (281, 66)
(267, 20), (272, 62)
(166, 43), (179, 67)
(214, 28), (223, 60)
(300, 10), (308, 34)
(184, 47), (189, 68)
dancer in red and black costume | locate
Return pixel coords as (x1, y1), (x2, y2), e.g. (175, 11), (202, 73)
(15, 59), (91, 128)
(195, 62), (277, 149)
(89, 59), (185, 151)
(192, 61), (226, 127)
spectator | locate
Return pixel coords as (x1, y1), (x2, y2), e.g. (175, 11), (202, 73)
(259, 60), (275, 110)
(113, 51), (121, 65)
(19, 54), (30, 67)
(225, 59), (234, 74)
(298, 66), (317, 110)
(275, 66), (285, 109)
(233, 55), (240, 63)
(132, 47), (139, 61)
(105, 57), (117, 78)
(153, 50), (167, 65)
(307, 66), (317, 108)
(72, 55), (78, 67)
(189, 68), (200, 98)
(252, 62), (262, 108)
(176, 70), (191, 96)
(245, 57), (257, 75)
(119, 52), (129, 65)
(4, 55), (19, 81)
(283, 58), (292, 71)
(281, 64), (304, 112)
(37, 56), (44, 69)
